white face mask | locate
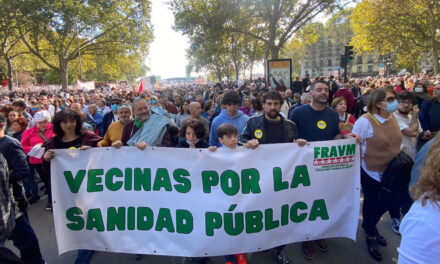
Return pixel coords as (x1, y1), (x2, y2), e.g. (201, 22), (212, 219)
(414, 87), (423, 93)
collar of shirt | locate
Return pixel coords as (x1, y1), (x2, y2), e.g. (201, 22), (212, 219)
(373, 113), (392, 124)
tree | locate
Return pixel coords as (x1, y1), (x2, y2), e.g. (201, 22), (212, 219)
(281, 22), (324, 77)
(11, 0), (153, 90)
(0, 1), (30, 90)
(325, 8), (353, 46)
(351, 0), (440, 74)
(171, 0), (337, 61)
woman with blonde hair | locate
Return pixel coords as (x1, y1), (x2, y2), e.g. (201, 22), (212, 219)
(331, 96), (356, 134)
(398, 133), (440, 263)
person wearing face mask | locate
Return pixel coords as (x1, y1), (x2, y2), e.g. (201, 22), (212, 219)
(412, 83), (432, 109)
(176, 119), (209, 148)
(352, 88), (402, 261)
(201, 99), (216, 120)
(102, 97), (123, 136)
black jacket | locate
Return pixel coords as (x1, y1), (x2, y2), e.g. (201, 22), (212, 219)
(177, 139), (209, 148)
(102, 111), (116, 136)
(239, 114), (298, 144)
(0, 136), (29, 212)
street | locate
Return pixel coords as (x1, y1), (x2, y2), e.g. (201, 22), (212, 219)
(6, 196), (401, 264)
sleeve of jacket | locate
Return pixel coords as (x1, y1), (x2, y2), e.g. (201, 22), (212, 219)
(239, 119), (253, 144)
(5, 139), (29, 183)
(209, 119), (220, 147)
(19, 128), (33, 154)
(418, 100), (431, 131)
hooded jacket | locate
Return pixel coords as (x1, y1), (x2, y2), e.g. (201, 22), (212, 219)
(209, 109), (249, 147)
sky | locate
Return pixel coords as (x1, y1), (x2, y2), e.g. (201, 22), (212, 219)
(146, 1), (335, 80)
(146, 0), (190, 79)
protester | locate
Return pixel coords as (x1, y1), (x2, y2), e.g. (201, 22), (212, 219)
(412, 82), (431, 108)
(116, 98), (174, 148)
(11, 116), (29, 141)
(333, 83), (355, 113)
(102, 97), (123, 135)
(159, 94), (178, 114)
(250, 97), (263, 116)
(20, 110), (54, 210)
(394, 91), (420, 160)
(201, 99), (216, 120)
(398, 133), (440, 264)
(278, 90), (291, 117)
(71, 102), (96, 132)
(175, 100), (191, 128)
(177, 119), (209, 148)
(43, 109), (102, 264)
(352, 88), (402, 261)
(0, 114), (46, 264)
(240, 90), (306, 264)
(98, 104), (132, 147)
(418, 82), (440, 144)
(188, 102), (210, 140)
(96, 98), (111, 115)
(87, 104), (104, 135)
(290, 81), (359, 260)
(331, 97), (356, 134)
(12, 99), (33, 126)
(238, 96), (252, 116)
(210, 91), (248, 147)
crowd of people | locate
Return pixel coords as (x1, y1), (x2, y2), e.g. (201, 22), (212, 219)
(0, 71), (439, 264)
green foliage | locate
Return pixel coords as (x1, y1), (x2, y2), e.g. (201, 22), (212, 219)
(170, 0), (337, 80)
(351, 0), (440, 74)
(10, 0), (153, 89)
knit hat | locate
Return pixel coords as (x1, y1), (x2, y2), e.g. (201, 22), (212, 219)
(33, 110), (51, 123)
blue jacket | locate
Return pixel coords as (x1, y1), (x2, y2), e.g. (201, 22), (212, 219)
(209, 109), (248, 147)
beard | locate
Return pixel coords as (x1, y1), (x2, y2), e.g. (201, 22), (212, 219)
(136, 113), (150, 122)
(267, 110), (279, 119)
(398, 109), (410, 115)
(313, 95), (328, 104)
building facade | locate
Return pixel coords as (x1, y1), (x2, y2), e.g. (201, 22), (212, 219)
(300, 33), (385, 78)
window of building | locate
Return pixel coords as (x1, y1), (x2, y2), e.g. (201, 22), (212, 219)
(328, 59), (332, 66)
(367, 65), (373, 72)
(357, 66), (363, 73)
(357, 56), (363, 64)
(320, 60), (324, 67)
(305, 62), (309, 68)
(368, 55), (374, 63)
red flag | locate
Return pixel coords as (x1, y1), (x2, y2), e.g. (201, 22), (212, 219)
(138, 81), (143, 93)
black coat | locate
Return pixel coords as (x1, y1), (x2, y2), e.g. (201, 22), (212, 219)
(177, 139), (209, 148)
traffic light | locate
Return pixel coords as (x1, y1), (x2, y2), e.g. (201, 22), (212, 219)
(345, 46), (354, 62)
(340, 55), (347, 68)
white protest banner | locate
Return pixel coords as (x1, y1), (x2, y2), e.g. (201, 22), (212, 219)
(51, 139), (360, 257)
(76, 80), (95, 91)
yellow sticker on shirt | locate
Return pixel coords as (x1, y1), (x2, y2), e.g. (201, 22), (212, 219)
(317, 120), (327, 129)
(254, 129), (263, 139)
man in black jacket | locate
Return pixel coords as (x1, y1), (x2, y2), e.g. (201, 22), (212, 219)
(0, 114), (45, 264)
(240, 91), (298, 146)
(239, 91), (304, 264)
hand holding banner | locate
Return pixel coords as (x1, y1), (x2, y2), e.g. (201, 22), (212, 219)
(51, 139), (360, 257)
